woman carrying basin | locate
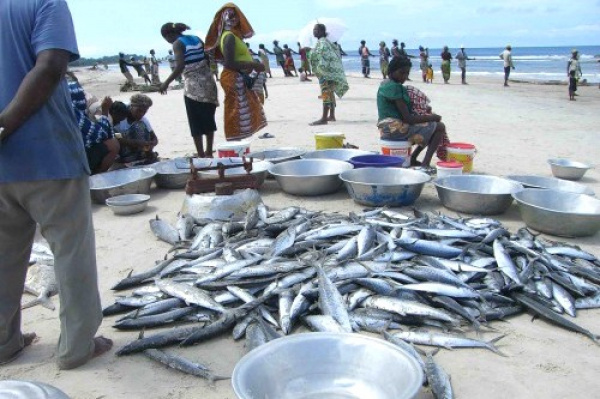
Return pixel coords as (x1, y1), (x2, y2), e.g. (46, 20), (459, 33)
(376, 56), (446, 167)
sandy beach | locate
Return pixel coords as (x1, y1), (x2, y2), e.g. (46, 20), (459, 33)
(2, 65), (599, 399)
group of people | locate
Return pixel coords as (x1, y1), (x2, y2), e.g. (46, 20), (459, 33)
(118, 50), (161, 87)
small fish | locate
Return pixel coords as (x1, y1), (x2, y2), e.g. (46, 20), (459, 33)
(22, 263), (58, 310)
(150, 216), (180, 245)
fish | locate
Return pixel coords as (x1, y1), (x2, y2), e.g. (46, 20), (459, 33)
(392, 331), (507, 356)
(156, 280), (225, 313)
(22, 263), (58, 310)
(149, 216), (180, 245)
(425, 352), (454, 399)
(316, 264), (353, 333)
(143, 348), (229, 383)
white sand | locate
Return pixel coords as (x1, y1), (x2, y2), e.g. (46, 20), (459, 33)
(3, 66), (599, 399)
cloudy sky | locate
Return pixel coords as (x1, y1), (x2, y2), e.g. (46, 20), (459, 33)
(67, 0), (600, 57)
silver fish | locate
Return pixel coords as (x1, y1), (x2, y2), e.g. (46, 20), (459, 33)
(22, 263), (57, 310)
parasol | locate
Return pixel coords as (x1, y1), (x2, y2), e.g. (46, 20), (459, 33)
(298, 18), (347, 48)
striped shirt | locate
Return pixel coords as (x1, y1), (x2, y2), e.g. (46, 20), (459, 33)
(68, 81), (113, 148)
(251, 71), (267, 94)
(178, 35), (206, 64)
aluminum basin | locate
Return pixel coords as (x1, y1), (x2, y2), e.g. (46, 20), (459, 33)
(434, 175), (524, 215)
(301, 149), (373, 162)
(247, 148), (306, 164)
(151, 160), (191, 189)
(513, 188), (600, 237)
(340, 167), (430, 207)
(232, 332), (423, 399)
(548, 158), (592, 181)
(269, 159), (353, 196)
(506, 175), (594, 196)
(89, 168), (156, 204)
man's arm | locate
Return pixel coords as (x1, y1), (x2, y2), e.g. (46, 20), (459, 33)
(0, 49), (71, 141)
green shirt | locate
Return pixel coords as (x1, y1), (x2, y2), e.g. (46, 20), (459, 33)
(220, 31), (253, 63)
(377, 80), (411, 121)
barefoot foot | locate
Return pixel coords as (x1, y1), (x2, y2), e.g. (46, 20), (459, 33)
(0, 332), (37, 365)
(309, 119), (328, 126)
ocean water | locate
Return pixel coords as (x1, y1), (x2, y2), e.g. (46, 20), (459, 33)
(105, 46), (600, 84)
(339, 45), (600, 83)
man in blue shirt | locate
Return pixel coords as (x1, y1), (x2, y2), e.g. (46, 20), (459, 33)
(0, 0), (112, 369)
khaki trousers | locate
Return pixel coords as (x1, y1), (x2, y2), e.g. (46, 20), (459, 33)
(0, 176), (102, 368)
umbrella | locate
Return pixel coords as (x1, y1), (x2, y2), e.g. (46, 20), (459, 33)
(298, 18), (347, 47)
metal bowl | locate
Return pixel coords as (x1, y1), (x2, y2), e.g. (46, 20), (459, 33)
(247, 148), (306, 164)
(197, 160), (273, 188)
(105, 194), (150, 215)
(512, 188), (600, 237)
(340, 168), (431, 207)
(89, 168), (156, 204)
(151, 160), (191, 189)
(506, 175), (595, 196)
(548, 158), (592, 181)
(269, 159), (353, 196)
(232, 332), (423, 399)
(434, 175), (524, 215)
(0, 380), (71, 399)
(301, 148), (374, 162)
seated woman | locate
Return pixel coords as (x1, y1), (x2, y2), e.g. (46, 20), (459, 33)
(376, 56), (445, 167)
(66, 73), (121, 174)
(113, 94), (159, 165)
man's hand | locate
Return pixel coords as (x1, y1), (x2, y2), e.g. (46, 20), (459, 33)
(159, 83), (169, 94)
(100, 97), (113, 116)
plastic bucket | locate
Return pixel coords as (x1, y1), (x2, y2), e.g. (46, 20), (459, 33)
(349, 154), (404, 169)
(216, 140), (251, 158)
(436, 161), (464, 178)
(315, 133), (345, 149)
(380, 140), (412, 167)
(446, 142), (476, 173)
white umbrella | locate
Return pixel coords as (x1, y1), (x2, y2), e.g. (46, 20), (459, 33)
(298, 18), (347, 47)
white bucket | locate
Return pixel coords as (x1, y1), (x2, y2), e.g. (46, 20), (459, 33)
(380, 139), (412, 167)
(216, 140), (251, 158)
(436, 161), (464, 178)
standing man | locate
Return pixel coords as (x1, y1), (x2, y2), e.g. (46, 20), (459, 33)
(379, 41), (391, 79)
(0, 0), (112, 369)
(359, 40), (373, 78)
(166, 49), (182, 84)
(455, 46), (474, 84)
(500, 45), (515, 87)
(118, 52), (135, 87)
(297, 42), (312, 76)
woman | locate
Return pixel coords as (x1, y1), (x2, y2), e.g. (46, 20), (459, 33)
(149, 49), (161, 84)
(205, 3), (267, 141)
(159, 22), (219, 157)
(114, 94), (159, 164)
(258, 44), (272, 78)
(309, 23), (349, 126)
(376, 57), (445, 167)
(440, 46), (452, 83)
(283, 44), (298, 77)
(419, 46), (429, 83)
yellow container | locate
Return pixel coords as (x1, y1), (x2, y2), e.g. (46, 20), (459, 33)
(315, 133), (345, 149)
(446, 143), (476, 173)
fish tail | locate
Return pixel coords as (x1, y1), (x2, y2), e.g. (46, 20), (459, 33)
(22, 296), (55, 311)
(487, 334), (508, 356)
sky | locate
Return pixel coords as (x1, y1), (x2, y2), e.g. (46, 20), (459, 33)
(66, 0), (600, 58)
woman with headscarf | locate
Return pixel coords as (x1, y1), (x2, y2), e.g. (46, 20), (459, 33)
(440, 46), (452, 83)
(309, 23), (349, 126)
(114, 94), (159, 164)
(205, 3), (267, 141)
(159, 22), (219, 157)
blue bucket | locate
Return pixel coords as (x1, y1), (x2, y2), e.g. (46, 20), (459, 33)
(349, 154), (404, 169)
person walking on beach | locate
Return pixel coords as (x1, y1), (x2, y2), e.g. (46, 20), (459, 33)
(455, 46), (474, 84)
(118, 52), (135, 87)
(205, 3), (267, 141)
(379, 41), (391, 79)
(309, 23), (349, 125)
(376, 57), (445, 167)
(160, 22), (219, 157)
(0, 0), (112, 369)
(500, 45), (515, 86)
(359, 40), (373, 78)
(567, 49), (582, 101)
(419, 46), (429, 82)
(440, 46), (452, 83)
(258, 44), (273, 78)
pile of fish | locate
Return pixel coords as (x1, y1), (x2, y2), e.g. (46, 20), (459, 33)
(103, 204), (600, 396)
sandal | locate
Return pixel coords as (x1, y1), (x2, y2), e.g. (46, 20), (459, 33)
(258, 132), (275, 139)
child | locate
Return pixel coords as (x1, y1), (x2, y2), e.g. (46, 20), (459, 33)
(568, 69), (577, 101)
(299, 67), (312, 82)
(250, 62), (268, 104)
(426, 64), (434, 83)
